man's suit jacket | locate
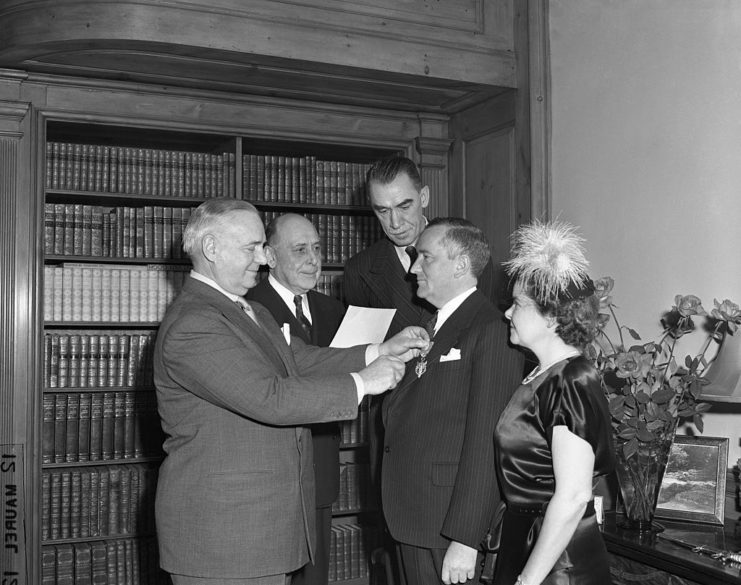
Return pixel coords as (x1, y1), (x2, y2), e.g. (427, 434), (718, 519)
(246, 278), (346, 507)
(381, 290), (524, 550)
(344, 238), (498, 340)
(154, 276), (365, 579)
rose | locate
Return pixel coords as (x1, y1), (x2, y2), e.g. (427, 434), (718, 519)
(593, 277), (615, 309)
(614, 350), (644, 379)
(674, 294), (706, 317)
(711, 298), (741, 324)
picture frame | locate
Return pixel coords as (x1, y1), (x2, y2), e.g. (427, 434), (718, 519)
(655, 435), (729, 525)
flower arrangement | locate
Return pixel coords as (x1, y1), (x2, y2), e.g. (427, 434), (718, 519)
(587, 277), (741, 458)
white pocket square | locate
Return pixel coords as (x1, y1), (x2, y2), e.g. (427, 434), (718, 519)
(439, 348), (461, 362)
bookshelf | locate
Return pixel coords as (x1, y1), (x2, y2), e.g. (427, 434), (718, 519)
(40, 119), (397, 584)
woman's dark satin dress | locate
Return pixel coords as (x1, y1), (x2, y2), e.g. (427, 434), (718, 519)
(492, 356), (615, 585)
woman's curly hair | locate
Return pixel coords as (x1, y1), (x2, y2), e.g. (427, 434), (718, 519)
(522, 280), (601, 348)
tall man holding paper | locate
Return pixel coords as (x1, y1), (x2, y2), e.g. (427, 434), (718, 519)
(246, 213), (345, 585)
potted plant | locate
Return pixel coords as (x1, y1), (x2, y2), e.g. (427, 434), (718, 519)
(587, 277), (741, 531)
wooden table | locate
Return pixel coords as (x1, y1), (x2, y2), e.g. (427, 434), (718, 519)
(602, 512), (741, 585)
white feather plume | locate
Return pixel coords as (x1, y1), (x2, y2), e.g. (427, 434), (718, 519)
(504, 220), (590, 302)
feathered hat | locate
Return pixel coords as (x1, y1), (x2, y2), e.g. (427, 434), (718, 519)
(503, 219), (594, 304)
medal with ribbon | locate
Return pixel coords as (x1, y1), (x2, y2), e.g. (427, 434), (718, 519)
(415, 312), (438, 378)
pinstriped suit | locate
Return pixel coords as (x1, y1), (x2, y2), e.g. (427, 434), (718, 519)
(154, 277), (365, 579)
(381, 290), (524, 553)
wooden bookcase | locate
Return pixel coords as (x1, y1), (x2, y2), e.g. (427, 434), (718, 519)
(38, 116), (402, 584)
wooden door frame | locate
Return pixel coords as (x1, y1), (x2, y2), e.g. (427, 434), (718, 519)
(527, 0), (551, 220)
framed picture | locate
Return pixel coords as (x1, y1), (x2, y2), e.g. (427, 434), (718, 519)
(655, 435), (729, 525)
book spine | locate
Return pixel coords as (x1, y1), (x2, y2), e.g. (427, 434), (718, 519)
(41, 473), (51, 541)
(124, 391), (135, 459)
(65, 393), (80, 462)
(80, 471), (91, 539)
(101, 392), (115, 460)
(69, 470), (81, 538)
(60, 470), (71, 539)
(42, 393), (55, 463)
(55, 543), (74, 585)
(49, 471), (62, 540)
(89, 392), (103, 461)
(78, 392), (92, 462)
(113, 391), (125, 459)
(89, 468), (100, 537)
(54, 393), (67, 463)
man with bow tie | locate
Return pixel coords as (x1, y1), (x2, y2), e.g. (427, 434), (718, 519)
(381, 218), (524, 585)
(246, 213), (346, 585)
(153, 199), (429, 585)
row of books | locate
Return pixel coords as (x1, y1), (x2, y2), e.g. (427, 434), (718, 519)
(42, 465), (158, 541)
(45, 203), (382, 267)
(333, 463), (372, 513)
(46, 141), (236, 198)
(328, 523), (379, 582)
(45, 332), (157, 389)
(42, 538), (167, 585)
(314, 273), (345, 301)
(243, 154), (373, 206)
(262, 210), (384, 265)
(43, 392), (163, 464)
(44, 265), (188, 323)
(45, 203), (193, 259)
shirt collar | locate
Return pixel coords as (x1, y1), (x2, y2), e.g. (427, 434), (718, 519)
(268, 273), (311, 323)
(190, 270), (245, 304)
(434, 287), (477, 334)
(393, 216), (428, 269)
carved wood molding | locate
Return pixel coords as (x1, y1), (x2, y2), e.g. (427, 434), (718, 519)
(0, 1), (516, 90)
(0, 135), (19, 445)
(0, 100), (30, 137)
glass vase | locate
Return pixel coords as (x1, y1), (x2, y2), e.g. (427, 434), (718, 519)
(614, 435), (675, 533)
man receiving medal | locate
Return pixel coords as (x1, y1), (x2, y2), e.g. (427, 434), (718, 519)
(380, 218), (524, 585)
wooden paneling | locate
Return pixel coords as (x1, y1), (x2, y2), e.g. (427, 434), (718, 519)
(449, 90), (519, 306)
(0, 0), (515, 112)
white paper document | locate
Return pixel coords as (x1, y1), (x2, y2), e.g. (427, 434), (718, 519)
(330, 305), (396, 348)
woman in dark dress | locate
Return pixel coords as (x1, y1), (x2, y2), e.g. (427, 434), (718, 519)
(493, 221), (615, 585)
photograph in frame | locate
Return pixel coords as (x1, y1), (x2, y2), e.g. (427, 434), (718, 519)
(655, 436), (729, 525)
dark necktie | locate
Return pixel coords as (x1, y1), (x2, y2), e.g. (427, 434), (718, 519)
(425, 311), (438, 339)
(405, 245), (418, 273)
(293, 294), (312, 337)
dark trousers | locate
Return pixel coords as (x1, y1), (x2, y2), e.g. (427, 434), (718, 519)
(292, 505), (332, 585)
(398, 542), (483, 585)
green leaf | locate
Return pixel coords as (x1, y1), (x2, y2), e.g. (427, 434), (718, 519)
(637, 427), (656, 441)
(694, 414), (705, 433)
(622, 437), (639, 459)
(651, 386), (675, 404)
(646, 419), (665, 431)
(618, 428), (637, 440)
(628, 328), (641, 340)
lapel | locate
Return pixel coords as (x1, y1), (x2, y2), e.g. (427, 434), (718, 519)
(306, 291), (323, 346)
(248, 279), (311, 344)
(391, 291), (485, 397)
(187, 278), (291, 376)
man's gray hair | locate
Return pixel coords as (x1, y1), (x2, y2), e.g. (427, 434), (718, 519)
(182, 198), (259, 257)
